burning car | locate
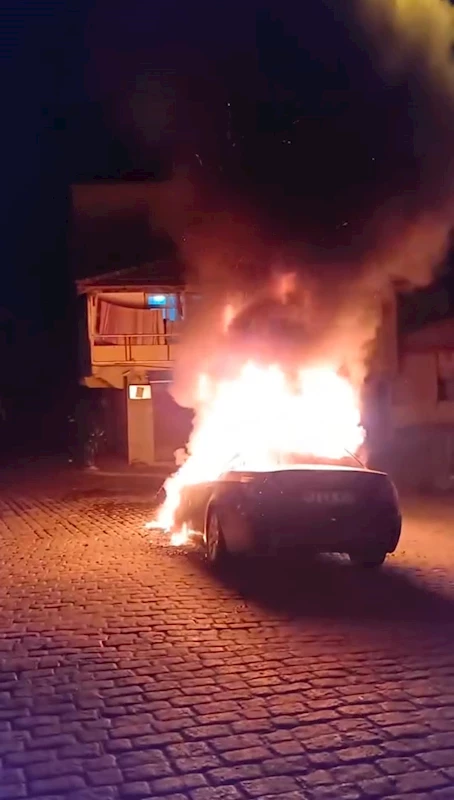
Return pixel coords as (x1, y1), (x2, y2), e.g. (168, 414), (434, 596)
(172, 460), (401, 568)
(148, 361), (401, 568)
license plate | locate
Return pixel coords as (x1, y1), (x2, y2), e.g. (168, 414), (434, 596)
(302, 490), (355, 505)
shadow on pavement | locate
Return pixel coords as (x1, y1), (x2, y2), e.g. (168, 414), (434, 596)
(189, 551), (454, 625)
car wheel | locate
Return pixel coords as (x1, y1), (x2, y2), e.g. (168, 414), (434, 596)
(349, 550), (387, 569)
(205, 508), (228, 566)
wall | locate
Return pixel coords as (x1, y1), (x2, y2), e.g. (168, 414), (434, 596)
(393, 352), (454, 427)
(390, 321), (454, 489)
(394, 352), (437, 424)
(103, 389), (127, 460)
(373, 290), (399, 378)
(390, 425), (454, 491)
(152, 383), (193, 462)
(71, 184), (158, 279)
(77, 295), (91, 380)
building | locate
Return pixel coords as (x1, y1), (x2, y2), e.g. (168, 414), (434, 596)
(392, 317), (454, 490)
(76, 262), (200, 466)
(72, 180), (197, 466)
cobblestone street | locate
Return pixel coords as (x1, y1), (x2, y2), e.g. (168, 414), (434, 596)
(1, 468), (454, 800)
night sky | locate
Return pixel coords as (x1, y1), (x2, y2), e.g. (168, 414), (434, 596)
(2, 1), (453, 453)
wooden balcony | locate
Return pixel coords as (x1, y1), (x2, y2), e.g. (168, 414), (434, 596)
(89, 331), (180, 367)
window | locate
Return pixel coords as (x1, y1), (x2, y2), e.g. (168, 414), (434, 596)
(146, 293), (181, 322)
(147, 294), (167, 307)
(437, 352), (454, 402)
(438, 378), (454, 402)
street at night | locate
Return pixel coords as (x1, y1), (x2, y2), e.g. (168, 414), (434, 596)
(0, 468), (454, 800)
(2, 4), (454, 797)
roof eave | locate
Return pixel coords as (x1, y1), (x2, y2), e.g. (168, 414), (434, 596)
(77, 281), (188, 295)
(75, 263), (189, 295)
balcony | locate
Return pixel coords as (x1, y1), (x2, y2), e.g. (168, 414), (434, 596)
(82, 291), (186, 371)
(90, 329), (180, 367)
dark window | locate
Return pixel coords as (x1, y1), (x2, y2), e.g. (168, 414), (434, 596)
(437, 378), (454, 402)
(437, 353), (454, 401)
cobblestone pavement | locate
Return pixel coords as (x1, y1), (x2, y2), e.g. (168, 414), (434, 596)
(1, 471), (454, 800)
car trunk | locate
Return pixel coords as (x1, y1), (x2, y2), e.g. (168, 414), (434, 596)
(239, 468), (397, 551)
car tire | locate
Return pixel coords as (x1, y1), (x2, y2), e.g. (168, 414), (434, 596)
(205, 507), (228, 567)
(348, 550), (387, 569)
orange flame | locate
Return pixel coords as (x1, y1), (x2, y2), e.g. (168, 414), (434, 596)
(147, 362), (365, 543)
(222, 304), (236, 332)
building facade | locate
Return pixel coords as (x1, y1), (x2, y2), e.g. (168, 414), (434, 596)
(76, 265), (198, 466)
(392, 318), (454, 490)
(72, 180), (197, 466)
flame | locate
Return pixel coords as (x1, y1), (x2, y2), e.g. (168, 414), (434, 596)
(275, 272), (297, 303)
(147, 362), (365, 543)
(222, 304), (236, 332)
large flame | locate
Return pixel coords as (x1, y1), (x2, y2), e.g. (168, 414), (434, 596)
(148, 362), (365, 542)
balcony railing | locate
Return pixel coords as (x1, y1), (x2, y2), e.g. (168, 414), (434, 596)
(90, 332), (179, 365)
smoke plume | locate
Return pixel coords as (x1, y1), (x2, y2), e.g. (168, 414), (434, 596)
(146, 0), (454, 405)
